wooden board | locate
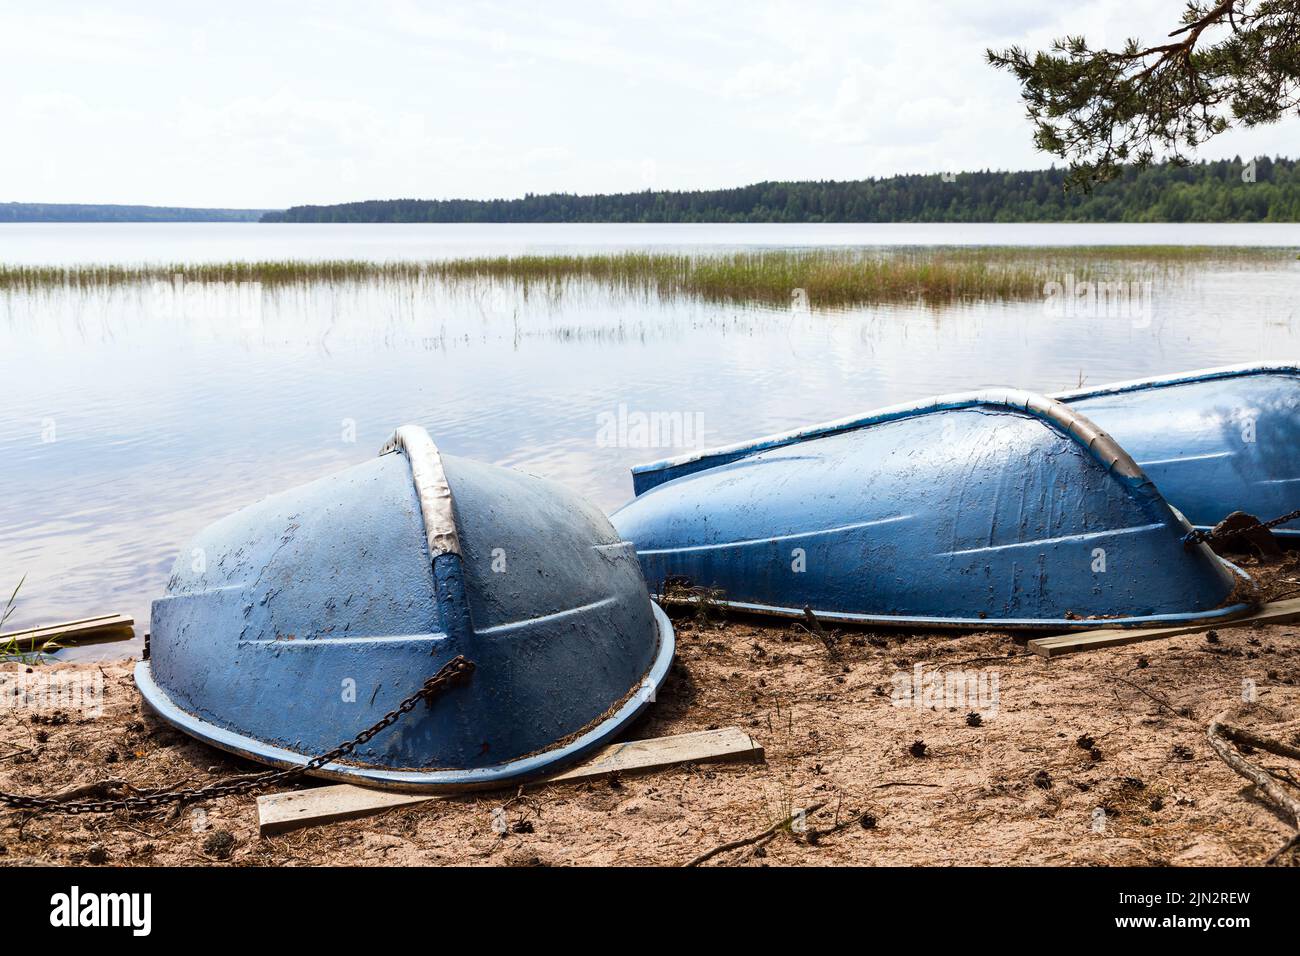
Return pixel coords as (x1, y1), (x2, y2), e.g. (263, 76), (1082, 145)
(257, 726), (763, 836)
(1028, 598), (1300, 658)
(0, 614), (133, 650)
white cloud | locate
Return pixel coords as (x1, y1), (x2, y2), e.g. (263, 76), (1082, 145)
(0, 0), (1294, 207)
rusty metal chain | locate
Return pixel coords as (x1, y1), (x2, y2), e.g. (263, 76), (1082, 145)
(0, 655), (474, 816)
(1182, 509), (1300, 548)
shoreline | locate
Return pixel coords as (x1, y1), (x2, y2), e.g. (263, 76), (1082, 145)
(4, 555), (1298, 867)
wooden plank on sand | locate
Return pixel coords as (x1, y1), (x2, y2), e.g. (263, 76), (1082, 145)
(257, 726), (764, 837)
(1028, 597), (1300, 658)
(0, 614), (134, 649)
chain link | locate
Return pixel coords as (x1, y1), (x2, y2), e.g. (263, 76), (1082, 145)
(0, 655), (475, 816)
(1182, 509), (1300, 549)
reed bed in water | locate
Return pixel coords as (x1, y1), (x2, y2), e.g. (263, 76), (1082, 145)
(0, 246), (1291, 308)
(427, 250), (1079, 305)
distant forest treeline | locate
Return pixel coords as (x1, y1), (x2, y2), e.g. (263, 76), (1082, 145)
(263, 157), (1300, 223)
(1, 203), (267, 222)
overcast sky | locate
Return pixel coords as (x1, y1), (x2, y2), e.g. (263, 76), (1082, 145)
(3, 1), (1295, 208)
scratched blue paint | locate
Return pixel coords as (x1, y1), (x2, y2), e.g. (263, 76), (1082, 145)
(135, 444), (674, 791)
(612, 390), (1252, 629)
(1055, 364), (1300, 538)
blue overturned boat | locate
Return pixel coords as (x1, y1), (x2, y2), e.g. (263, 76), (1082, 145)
(612, 390), (1254, 630)
(136, 425), (674, 791)
(1054, 363), (1300, 540)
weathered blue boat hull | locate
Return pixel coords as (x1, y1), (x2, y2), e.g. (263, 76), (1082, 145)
(136, 426), (674, 791)
(1054, 364), (1300, 539)
(613, 390), (1252, 629)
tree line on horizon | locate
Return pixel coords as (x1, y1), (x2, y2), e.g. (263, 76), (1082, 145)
(262, 157), (1300, 224)
(0, 203), (265, 223)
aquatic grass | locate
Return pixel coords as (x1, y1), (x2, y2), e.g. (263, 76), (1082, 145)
(0, 245), (1292, 309)
(1, 576), (22, 632)
(0, 576), (60, 664)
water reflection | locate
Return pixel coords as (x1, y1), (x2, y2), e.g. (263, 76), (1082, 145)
(1, 262), (1297, 656)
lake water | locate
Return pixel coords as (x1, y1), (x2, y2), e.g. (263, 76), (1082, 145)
(5, 222), (1300, 265)
(1, 223), (1298, 657)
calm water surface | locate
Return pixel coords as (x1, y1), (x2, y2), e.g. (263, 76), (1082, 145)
(1, 223), (1298, 656)
(6, 221), (1300, 263)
